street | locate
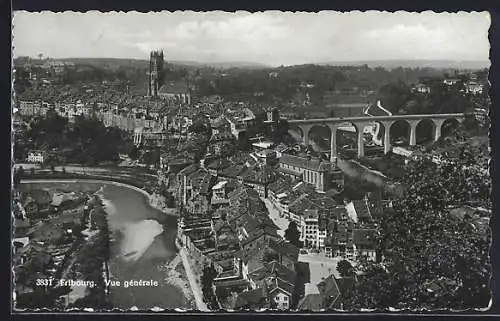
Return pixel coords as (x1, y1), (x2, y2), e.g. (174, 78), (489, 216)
(261, 197), (289, 237)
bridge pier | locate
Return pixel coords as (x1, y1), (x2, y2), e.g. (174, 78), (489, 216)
(409, 120), (419, 146)
(297, 124), (313, 147)
(433, 119), (445, 142)
(329, 125), (339, 162)
(355, 123), (369, 158)
(382, 121), (394, 154)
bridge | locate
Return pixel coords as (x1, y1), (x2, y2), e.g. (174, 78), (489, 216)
(287, 113), (466, 159)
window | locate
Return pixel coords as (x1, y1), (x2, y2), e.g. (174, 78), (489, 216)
(284, 296), (288, 301)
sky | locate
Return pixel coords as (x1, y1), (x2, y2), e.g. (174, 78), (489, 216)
(13, 11), (491, 67)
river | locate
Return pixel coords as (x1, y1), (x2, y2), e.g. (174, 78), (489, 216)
(20, 181), (186, 310)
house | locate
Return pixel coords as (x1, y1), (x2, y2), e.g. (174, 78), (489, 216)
(412, 83), (431, 94)
(211, 180), (230, 207)
(186, 170), (216, 215)
(297, 274), (356, 311)
(211, 116), (230, 135)
(465, 81), (484, 94)
(364, 100), (392, 117)
(255, 149), (278, 166)
(26, 150), (46, 163)
(206, 159), (232, 177)
(240, 165), (277, 198)
(214, 220), (240, 252)
(443, 78), (461, 86)
(352, 229), (377, 261)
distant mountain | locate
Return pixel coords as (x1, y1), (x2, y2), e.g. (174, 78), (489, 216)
(51, 57), (269, 70)
(169, 60), (270, 69)
(317, 60), (491, 70)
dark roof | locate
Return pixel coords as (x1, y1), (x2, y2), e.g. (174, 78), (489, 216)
(242, 166), (277, 185)
(221, 165), (246, 179)
(280, 154), (330, 172)
(297, 294), (325, 311)
(268, 278), (294, 296)
(335, 276), (355, 296)
(352, 229), (377, 247)
(233, 287), (267, 310)
(268, 239), (299, 262)
(364, 101), (392, 117)
(352, 200), (372, 221)
(268, 176), (294, 195)
(248, 260), (297, 286)
(317, 275), (341, 306)
(207, 158), (232, 170)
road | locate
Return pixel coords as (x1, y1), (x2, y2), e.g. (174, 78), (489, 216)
(262, 198), (288, 237)
(178, 246), (209, 311)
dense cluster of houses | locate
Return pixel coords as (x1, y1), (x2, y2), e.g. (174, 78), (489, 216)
(176, 179), (301, 310)
(267, 175), (384, 260)
(12, 188), (92, 298)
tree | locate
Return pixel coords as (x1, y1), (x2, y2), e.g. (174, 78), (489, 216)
(284, 221), (301, 248)
(349, 139), (491, 310)
(337, 259), (354, 277)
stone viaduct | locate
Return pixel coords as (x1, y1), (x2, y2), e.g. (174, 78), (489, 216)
(287, 114), (466, 159)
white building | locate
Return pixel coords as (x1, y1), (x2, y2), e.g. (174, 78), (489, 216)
(26, 151), (46, 163)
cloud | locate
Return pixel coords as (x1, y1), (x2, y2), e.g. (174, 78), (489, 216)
(13, 11), (490, 66)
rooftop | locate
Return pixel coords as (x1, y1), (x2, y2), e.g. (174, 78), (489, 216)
(280, 154), (331, 172)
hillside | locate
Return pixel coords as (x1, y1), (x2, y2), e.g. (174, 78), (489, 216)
(319, 60), (490, 70)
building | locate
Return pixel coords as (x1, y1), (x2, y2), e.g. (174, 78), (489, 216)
(352, 229), (377, 261)
(443, 78), (461, 86)
(148, 50), (164, 97)
(26, 150), (46, 164)
(278, 154), (343, 193)
(412, 83), (431, 94)
(301, 209), (328, 249)
(158, 80), (191, 104)
(465, 81), (485, 95)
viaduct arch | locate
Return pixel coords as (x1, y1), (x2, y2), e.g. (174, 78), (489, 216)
(287, 114), (465, 159)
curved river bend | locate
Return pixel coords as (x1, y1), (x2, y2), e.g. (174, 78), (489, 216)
(21, 181), (185, 310)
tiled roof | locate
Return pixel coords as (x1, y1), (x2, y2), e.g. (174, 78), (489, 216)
(280, 154), (331, 172)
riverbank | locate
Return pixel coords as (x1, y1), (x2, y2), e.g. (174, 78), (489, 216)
(22, 178), (179, 217)
(20, 179), (190, 310)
